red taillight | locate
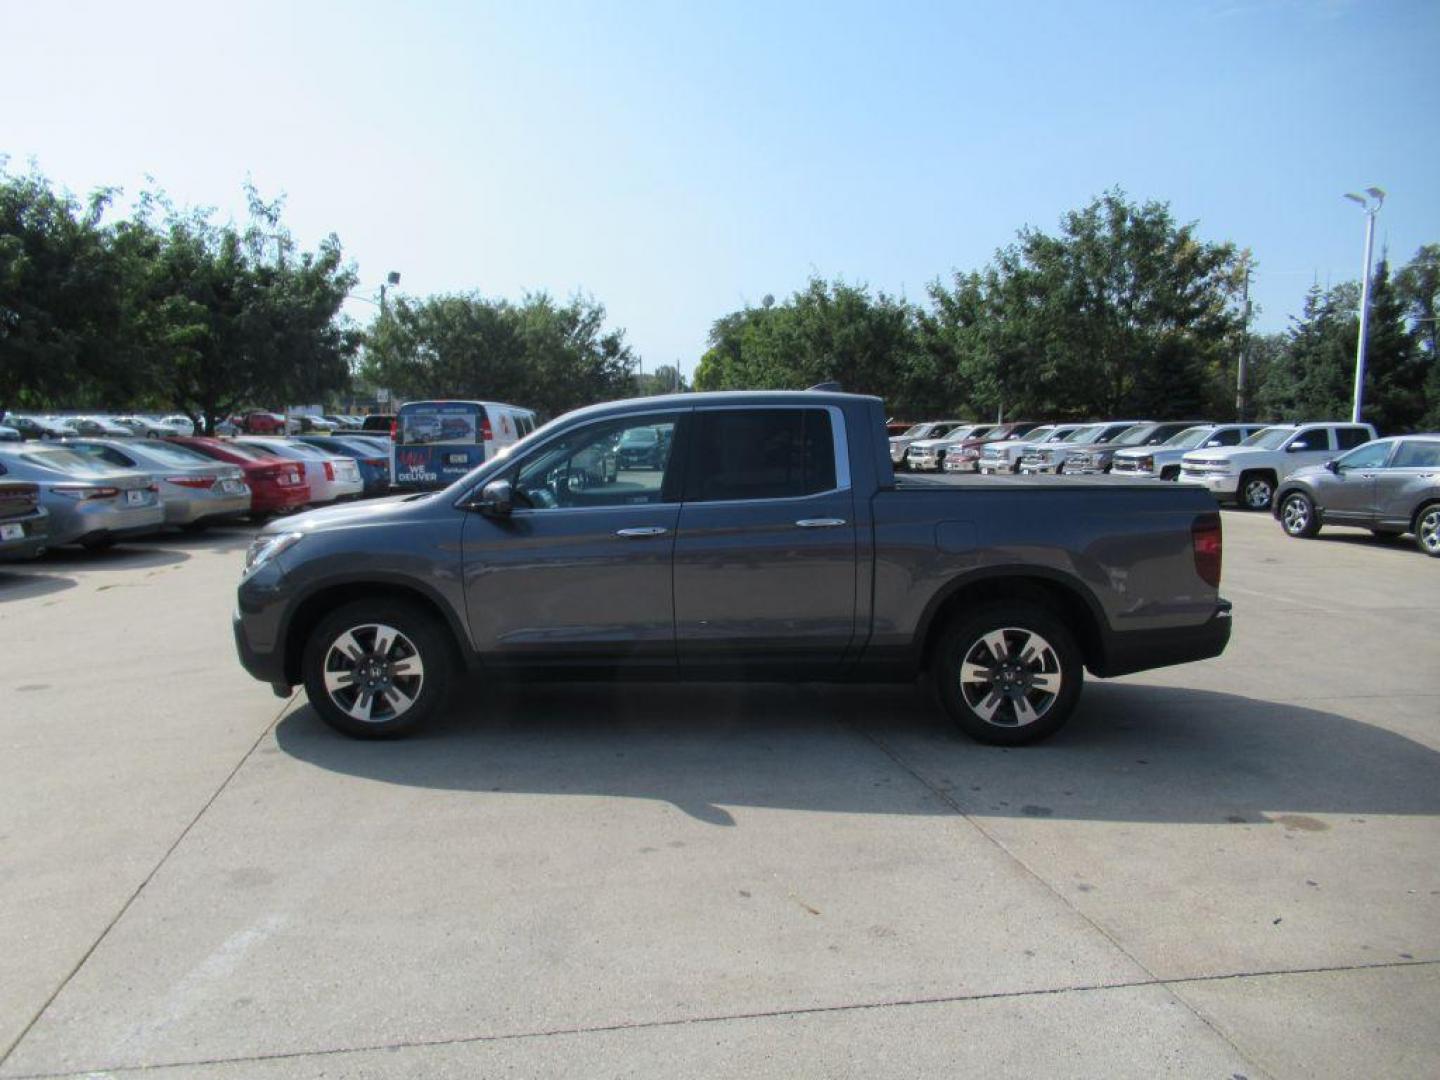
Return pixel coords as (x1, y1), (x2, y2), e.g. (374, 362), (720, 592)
(481, 414), (493, 441)
(50, 485), (119, 500)
(323, 461), (335, 481)
(166, 475), (219, 489)
(389, 420), (398, 441)
(1192, 513), (1222, 587)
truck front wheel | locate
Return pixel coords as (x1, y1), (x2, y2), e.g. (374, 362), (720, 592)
(302, 599), (455, 738)
(933, 602), (1083, 745)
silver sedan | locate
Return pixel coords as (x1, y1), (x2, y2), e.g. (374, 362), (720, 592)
(60, 438), (251, 526)
(0, 444), (165, 549)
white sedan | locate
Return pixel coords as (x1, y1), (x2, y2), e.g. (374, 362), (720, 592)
(230, 438), (364, 503)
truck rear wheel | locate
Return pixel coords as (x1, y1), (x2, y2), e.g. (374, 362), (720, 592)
(302, 599), (455, 738)
(933, 602), (1083, 745)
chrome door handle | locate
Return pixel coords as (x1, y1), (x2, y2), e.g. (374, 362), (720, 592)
(616, 526), (668, 537)
(795, 518), (847, 528)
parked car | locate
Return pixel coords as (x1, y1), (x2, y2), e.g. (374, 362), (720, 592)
(889, 420), (968, 469)
(906, 424), (998, 472)
(1273, 434), (1440, 556)
(361, 414), (396, 433)
(110, 415), (172, 438)
(943, 422), (1045, 473)
(977, 424), (1086, 474)
(1180, 422), (1377, 510)
(0, 444), (163, 549)
(236, 411), (288, 435)
(886, 421), (915, 437)
(1062, 421), (1203, 476)
(616, 426), (668, 469)
(231, 438), (364, 504)
(59, 416), (135, 438)
(391, 400), (538, 491)
(1112, 424), (1266, 481)
(1020, 421), (1141, 475)
(165, 436), (311, 520)
(157, 415), (199, 436)
(0, 424), (19, 443)
(61, 438), (251, 527)
(0, 481), (49, 560)
(294, 436), (392, 496)
(289, 415), (338, 434)
(324, 415), (362, 432)
(233, 390), (1232, 745)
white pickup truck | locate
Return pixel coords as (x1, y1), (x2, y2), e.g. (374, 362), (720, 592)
(1180, 422), (1377, 510)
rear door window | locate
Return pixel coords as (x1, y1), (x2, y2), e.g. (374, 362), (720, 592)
(1391, 441), (1440, 468)
(686, 409), (837, 503)
(1291, 428), (1332, 451)
(1334, 427), (1372, 451)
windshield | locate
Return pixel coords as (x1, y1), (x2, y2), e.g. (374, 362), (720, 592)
(1165, 426), (1216, 449)
(1242, 427), (1293, 450)
(1042, 427), (1078, 443)
(940, 426), (978, 443)
(1065, 425), (1106, 443)
(899, 423), (931, 438)
(1015, 426), (1055, 442)
(1113, 424), (1159, 446)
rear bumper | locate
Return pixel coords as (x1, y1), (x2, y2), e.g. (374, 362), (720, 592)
(1092, 600), (1233, 678)
(0, 508), (49, 560)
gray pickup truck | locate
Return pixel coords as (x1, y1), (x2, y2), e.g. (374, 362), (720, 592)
(234, 390), (1231, 744)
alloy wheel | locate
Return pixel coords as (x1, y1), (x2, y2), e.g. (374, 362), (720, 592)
(1420, 508), (1440, 555)
(1243, 478), (1273, 510)
(1281, 495), (1311, 535)
(958, 627), (1063, 728)
(321, 623), (425, 723)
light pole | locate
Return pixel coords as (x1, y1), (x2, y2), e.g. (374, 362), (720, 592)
(1343, 188), (1385, 423)
(379, 270), (401, 315)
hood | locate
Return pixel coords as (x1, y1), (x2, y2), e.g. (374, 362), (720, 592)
(908, 438), (949, 451)
(1184, 446), (1261, 464)
(272, 491), (433, 535)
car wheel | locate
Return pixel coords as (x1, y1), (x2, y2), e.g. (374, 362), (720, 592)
(1279, 491), (1320, 538)
(933, 602), (1083, 746)
(1414, 503), (1440, 558)
(302, 600), (455, 739)
(1240, 472), (1275, 511)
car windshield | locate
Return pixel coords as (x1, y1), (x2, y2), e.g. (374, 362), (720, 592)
(1014, 426), (1055, 442)
(1065, 425), (1105, 443)
(1242, 427), (1293, 449)
(1113, 424), (1159, 446)
(899, 424), (930, 438)
(1042, 427), (1078, 443)
(21, 447), (114, 474)
(1165, 426), (1216, 448)
(941, 426), (979, 443)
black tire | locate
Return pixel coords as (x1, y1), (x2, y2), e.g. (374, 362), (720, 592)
(302, 599), (455, 738)
(1278, 491), (1321, 538)
(1414, 502), (1440, 559)
(1239, 471), (1276, 511)
(1368, 529), (1404, 543)
(932, 601), (1084, 746)
(80, 535), (116, 552)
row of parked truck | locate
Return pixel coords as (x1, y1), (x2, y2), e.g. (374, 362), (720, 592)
(0, 433), (394, 561)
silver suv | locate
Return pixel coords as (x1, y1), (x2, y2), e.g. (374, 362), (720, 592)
(1273, 435), (1440, 557)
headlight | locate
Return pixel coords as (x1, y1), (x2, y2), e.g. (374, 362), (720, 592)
(244, 531), (303, 575)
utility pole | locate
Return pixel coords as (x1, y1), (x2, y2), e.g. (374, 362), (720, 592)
(1343, 189), (1385, 423)
(1235, 260), (1251, 421)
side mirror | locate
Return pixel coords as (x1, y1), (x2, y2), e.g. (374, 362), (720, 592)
(475, 479), (513, 516)
(1325, 459), (1340, 473)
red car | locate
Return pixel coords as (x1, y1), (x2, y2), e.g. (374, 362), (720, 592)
(238, 411), (289, 435)
(166, 436), (311, 518)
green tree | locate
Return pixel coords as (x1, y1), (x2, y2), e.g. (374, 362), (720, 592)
(363, 291), (636, 418)
(1256, 283), (1356, 421)
(1396, 245), (1440, 428)
(1359, 258), (1424, 433)
(129, 185), (359, 433)
(929, 190), (1245, 420)
(0, 165), (145, 415)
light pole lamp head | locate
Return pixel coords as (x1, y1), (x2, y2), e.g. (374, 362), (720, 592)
(1344, 192), (1367, 207)
(1364, 187), (1386, 207)
(386, 271), (402, 286)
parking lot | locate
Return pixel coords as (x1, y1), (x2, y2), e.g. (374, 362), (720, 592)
(1, 509), (1437, 1078)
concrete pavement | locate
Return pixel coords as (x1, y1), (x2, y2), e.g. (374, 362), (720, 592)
(0, 510), (1436, 1077)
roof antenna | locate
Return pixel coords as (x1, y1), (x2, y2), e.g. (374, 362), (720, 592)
(807, 380), (843, 392)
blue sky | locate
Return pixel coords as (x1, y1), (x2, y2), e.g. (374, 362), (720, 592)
(3, 0), (1437, 376)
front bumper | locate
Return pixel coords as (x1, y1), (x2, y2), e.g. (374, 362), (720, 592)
(1110, 464), (1159, 479)
(906, 454), (941, 471)
(1180, 471), (1238, 498)
(978, 460), (1018, 474)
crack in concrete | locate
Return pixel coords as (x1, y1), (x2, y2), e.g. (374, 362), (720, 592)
(4, 959), (1435, 1079)
(0, 693), (299, 1071)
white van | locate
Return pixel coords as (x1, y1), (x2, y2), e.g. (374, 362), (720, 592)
(391, 400), (538, 490)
